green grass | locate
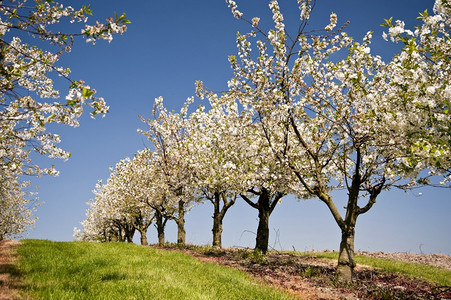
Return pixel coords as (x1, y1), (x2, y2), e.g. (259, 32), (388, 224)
(17, 240), (294, 300)
(295, 251), (451, 286)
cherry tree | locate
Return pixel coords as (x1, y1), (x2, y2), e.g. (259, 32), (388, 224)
(93, 180), (137, 243)
(0, 0), (128, 238)
(77, 151), (159, 245)
(139, 97), (197, 245)
(186, 94), (250, 247)
(130, 149), (178, 246)
(76, 182), (126, 242)
(77, 148), (188, 246)
(77, 181), (138, 243)
(147, 186), (174, 245)
(193, 84), (300, 252)
(220, 0), (449, 282)
(238, 143), (296, 254)
(106, 152), (155, 245)
(0, 172), (38, 240)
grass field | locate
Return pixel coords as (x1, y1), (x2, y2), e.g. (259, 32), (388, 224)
(295, 251), (451, 286)
(14, 240), (451, 299)
(17, 240), (294, 300)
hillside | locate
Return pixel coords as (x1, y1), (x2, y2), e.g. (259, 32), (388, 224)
(1, 240), (450, 299)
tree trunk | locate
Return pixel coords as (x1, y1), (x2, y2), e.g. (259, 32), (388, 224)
(125, 226), (135, 243)
(241, 188), (281, 254)
(176, 200), (185, 245)
(255, 205), (270, 254)
(335, 160), (361, 282)
(117, 227), (125, 242)
(110, 232), (118, 242)
(212, 194), (223, 247)
(212, 218), (223, 248)
(337, 226), (356, 282)
(139, 229), (148, 246)
(157, 226), (165, 245)
(210, 191), (236, 248)
(126, 233), (134, 243)
(155, 210), (167, 246)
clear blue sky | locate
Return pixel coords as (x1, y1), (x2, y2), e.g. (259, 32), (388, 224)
(27, 0), (450, 255)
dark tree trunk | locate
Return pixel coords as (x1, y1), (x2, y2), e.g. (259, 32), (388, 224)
(335, 173), (382, 283)
(335, 157), (361, 282)
(132, 214), (151, 246)
(155, 209), (167, 246)
(176, 200), (185, 245)
(211, 192), (223, 248)
(241, 188), (282, 254)
(210, 191), (236, 248)
(125, 230), (134, 243)
(123, 222), (135, 243)
(117, 227), (125, 242)
(255, 205), (271, 253)
(211, 197), (223, 248)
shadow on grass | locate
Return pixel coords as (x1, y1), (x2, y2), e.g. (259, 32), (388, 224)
(0, 242), (23, 299)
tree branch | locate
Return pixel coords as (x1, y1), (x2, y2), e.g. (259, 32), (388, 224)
(240, 193), (258, 209)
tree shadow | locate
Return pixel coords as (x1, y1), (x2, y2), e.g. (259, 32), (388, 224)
(0, 241), (23, 299)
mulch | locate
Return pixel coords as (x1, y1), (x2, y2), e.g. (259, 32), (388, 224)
(155, 245), (451, 300)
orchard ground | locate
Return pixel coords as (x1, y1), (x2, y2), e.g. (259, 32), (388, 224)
(1, 240), (450, 299)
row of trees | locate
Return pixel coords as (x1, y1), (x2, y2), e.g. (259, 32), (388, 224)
(0, 1), (128, 240)
(79, 0), (449, 283)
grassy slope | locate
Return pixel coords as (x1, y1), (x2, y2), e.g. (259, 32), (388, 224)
(17, 240), (293, 300)
(296, 251), (451, 286)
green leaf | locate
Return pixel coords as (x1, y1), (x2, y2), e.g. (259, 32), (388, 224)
(381, 17), (393, 27)
(417, 9), (429, 20)
(82, 87), (95, 98)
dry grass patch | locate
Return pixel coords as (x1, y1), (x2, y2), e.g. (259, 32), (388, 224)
(0, 240), (22, 300)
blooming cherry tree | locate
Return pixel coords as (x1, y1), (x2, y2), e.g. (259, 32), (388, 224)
(221, 0), (449, 282)
(139, 97), (197, 245)
(0, 172), (38, 241)
(130, 149), (178, 246)
(77, 152), (155, 244)
(76, 182), (130, 242)
(186, 94), (252, 247)
(195, 77), (302, 252)
(0, 0), (129, 238)
(105, 153), (155, 245)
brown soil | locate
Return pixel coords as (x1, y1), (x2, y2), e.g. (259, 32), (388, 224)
(0, 240), (22, 300)
(355, 250), (451, 271)
(155, 246), (451, 300)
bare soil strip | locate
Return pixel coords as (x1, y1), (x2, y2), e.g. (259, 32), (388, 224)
(355, 250), (451, 270)
(0, 240), (22, 300)
(157, 246), (451, 300)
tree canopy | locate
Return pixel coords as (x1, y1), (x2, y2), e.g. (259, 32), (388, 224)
(0, 0), (128, 240)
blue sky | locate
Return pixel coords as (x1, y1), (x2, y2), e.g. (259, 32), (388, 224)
(26, 0), (450, 255)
